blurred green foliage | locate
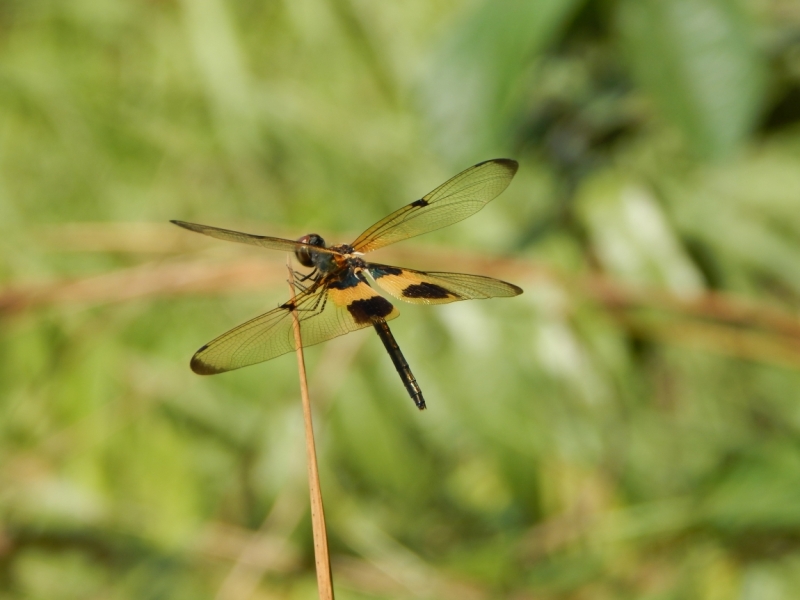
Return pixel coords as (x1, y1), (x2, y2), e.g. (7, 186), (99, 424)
(2, 0), (800, 598)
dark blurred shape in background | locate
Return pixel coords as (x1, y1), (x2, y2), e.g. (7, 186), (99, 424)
(2, 0), (800, 598)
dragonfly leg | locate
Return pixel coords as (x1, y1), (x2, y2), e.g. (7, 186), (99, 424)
(282, 283), (327, 314)
(287, 269), (319, 293)
(296, 268), (318, 283)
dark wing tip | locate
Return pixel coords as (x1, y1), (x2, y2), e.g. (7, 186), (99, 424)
(509, 283), (524, 296)
(171, 220), (214, 239)
(171, 220), (196, 231)
(476, 158), (519, 175)
(190, 353), (222, 375)
(495, 158), (519, 174)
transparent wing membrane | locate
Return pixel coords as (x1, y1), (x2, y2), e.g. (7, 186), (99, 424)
(171, 220), (339, 256)
(190, 275), (398, 375)
(351, 159), (518, 252)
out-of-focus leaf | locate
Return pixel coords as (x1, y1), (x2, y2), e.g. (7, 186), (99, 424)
(741, 564), (800, 600)
(575, 170), (705, 295)
(618, 0), (766, 159)
(178, 0), (259, 158)
(667, 146), (800, 294)
(421, 0), (586, 159)
(15, 550), (107, 600)
(703, 443), (800, 530)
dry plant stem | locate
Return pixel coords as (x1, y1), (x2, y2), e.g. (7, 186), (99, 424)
(287, 262), (335, 600)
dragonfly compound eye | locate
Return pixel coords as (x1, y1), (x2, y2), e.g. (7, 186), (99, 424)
(295, 233), (326, 267)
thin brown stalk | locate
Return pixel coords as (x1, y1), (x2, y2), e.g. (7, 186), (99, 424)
(286, 262), (335, 600)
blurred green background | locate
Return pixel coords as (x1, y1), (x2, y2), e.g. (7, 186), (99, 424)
(2, 0), (800, 598)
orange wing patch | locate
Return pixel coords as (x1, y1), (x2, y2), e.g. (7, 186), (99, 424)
(367, 265), (461, 305)
(367, 264), (522, 305)
(326, 271), (400, 323)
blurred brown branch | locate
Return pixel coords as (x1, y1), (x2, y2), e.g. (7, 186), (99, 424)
(5, 223), (800, 370)
(0, 258), (285, 314)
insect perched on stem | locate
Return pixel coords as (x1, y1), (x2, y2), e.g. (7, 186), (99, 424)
(173, 158), (522, 410)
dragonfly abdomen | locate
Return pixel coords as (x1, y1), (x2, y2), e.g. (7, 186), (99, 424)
(372, 319), (426, 410)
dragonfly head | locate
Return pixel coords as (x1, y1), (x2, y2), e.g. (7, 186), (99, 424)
(295, 233), (326, 267)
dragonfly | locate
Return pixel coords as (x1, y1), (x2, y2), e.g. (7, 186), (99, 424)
(172, 158), (522, 410)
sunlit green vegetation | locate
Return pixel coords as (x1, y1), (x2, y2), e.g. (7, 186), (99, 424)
(2, 0), (800, 598)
